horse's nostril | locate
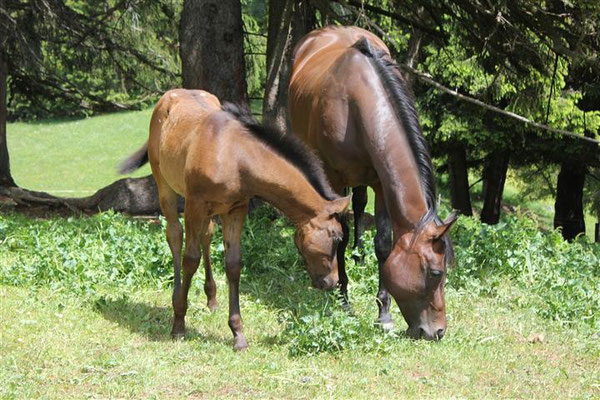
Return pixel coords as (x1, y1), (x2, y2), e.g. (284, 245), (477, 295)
(436, 328), (445, 340)
(418, 328), (425, 339)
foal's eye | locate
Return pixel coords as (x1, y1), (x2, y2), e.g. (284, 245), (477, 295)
(429, 269), (443, 279)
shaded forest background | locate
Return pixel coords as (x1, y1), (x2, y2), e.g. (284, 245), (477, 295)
(1, 0), (599, 241)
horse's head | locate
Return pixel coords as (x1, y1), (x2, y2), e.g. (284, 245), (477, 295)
(294, 195), (351, 290)
(382, 212), (457, 341)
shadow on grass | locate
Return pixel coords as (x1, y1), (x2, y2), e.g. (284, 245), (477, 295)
(94, 205), (384, 351)
(94, 296), (224, 344)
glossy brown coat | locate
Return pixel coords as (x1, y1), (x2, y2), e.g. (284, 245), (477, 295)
(289, 26), (456, 340)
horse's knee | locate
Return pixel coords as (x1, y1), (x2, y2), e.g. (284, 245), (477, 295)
(182, 255), (200, 275)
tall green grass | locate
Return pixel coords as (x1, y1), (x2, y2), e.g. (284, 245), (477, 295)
(1, 208), (598, 352)
(1, 209), (599, 397)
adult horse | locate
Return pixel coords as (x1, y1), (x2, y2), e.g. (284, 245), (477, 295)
(289, 26), (457, 340)
(120, 89), (350, 350)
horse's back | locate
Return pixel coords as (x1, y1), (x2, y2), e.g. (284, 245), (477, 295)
(148, 89), (237, 198)
(289, 27), (391, 188)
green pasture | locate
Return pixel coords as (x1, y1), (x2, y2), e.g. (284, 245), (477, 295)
(7, 109), (153, 196)
(2, 110), (599, 398)
(1, 209), (599, 398)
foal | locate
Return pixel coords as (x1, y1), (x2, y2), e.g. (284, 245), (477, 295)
(120, 89), (350, 350)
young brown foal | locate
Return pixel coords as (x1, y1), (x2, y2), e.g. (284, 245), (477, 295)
(120, 89), (350, 350)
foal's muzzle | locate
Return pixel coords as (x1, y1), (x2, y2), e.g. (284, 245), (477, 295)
(312, 275), (338, 290)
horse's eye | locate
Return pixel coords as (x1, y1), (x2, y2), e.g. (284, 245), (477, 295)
(429, 269), (443, 279)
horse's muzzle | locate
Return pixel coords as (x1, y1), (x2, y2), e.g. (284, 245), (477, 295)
(312, 275), (338, 290)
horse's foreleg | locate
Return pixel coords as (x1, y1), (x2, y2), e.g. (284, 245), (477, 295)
(337, 213), (350, 310)
(373, 184), (394, 331)
(171, 200), (208, 339)
(221, 205), (249, 351)
(201, 219), (218, 311)
(351, 186), (368, 264)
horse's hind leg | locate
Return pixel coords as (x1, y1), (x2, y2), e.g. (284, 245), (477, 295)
(373, 184), (394, 331)
(221, 205), (249, 351)
(351, 186), (368, 264)
(201, 219), (218, 311)
(153, 175), (185, 337)
(171, 198), (209, 338)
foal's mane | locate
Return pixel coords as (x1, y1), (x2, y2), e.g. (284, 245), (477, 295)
(222, 103), (339, 201)
(351, 37), (454, 265)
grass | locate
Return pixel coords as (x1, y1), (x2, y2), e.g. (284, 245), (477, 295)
(7, 109), (153, 196)
(0, 209), (599, 398)
(3, 109), (599, 397)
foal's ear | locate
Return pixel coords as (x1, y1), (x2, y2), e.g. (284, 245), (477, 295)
(328, 195), (351, 215)
(434, 212), (458, 239)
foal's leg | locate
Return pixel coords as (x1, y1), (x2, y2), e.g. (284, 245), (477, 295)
(171, 199), (209, 338)
(351, 186), (368, 264)
(153, 176), (184, 335)
(373, 184), (394, 331)
(201, 219), (218, 311)
(220, 205), (248, 351)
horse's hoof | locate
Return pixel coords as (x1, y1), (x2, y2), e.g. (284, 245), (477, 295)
(376, 319), (395, 332)
(171, 331), (185, 340)
(233, 336), (248, 352)
(351, 254), (365, 265)
(207, 300), (219, 312)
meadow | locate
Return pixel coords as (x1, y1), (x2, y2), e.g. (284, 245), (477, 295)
(1, 111), (599, 398)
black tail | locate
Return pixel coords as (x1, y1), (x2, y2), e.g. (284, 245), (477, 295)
(118, 142), (149, 174)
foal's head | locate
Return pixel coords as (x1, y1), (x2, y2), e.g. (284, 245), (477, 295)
(382, 212), (457, 341)
(294, 196), (351, 290)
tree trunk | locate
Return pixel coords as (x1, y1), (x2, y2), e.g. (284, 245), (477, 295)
(180, 0), (248, 105)
(0, 176), (183, 215)
(554, 161), (586, 241)
(481, 151), (509, 224)
(447, 143), (472, 216)
(262, 0), (314, 130)
(0, 48), (15, 187)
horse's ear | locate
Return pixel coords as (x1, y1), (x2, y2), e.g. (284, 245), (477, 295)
(328, 195), (351, 215)
(434, 212), (458, 239)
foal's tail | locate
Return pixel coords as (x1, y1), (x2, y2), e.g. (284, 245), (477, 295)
(117, 142), (149, 174)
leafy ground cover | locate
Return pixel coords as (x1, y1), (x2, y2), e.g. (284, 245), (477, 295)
(1, 208), (598, 398)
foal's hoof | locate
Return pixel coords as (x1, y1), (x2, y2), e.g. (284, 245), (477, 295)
(207, 300), (219, 312)
(233, 336), (248, 352)
(171, 331), (185, 341)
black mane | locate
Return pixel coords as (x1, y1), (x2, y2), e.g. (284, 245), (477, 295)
(352, 37), (454, 266)
(352, 37), (436, 210)
(222, 103), (339, 201)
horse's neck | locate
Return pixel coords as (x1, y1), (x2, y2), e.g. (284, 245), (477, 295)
(361, 100), (428, 233)
(247, 148), (327, 225)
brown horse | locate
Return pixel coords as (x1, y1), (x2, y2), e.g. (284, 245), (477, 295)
(120, 89), (350, 350)
(289, 26), (457, 340)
